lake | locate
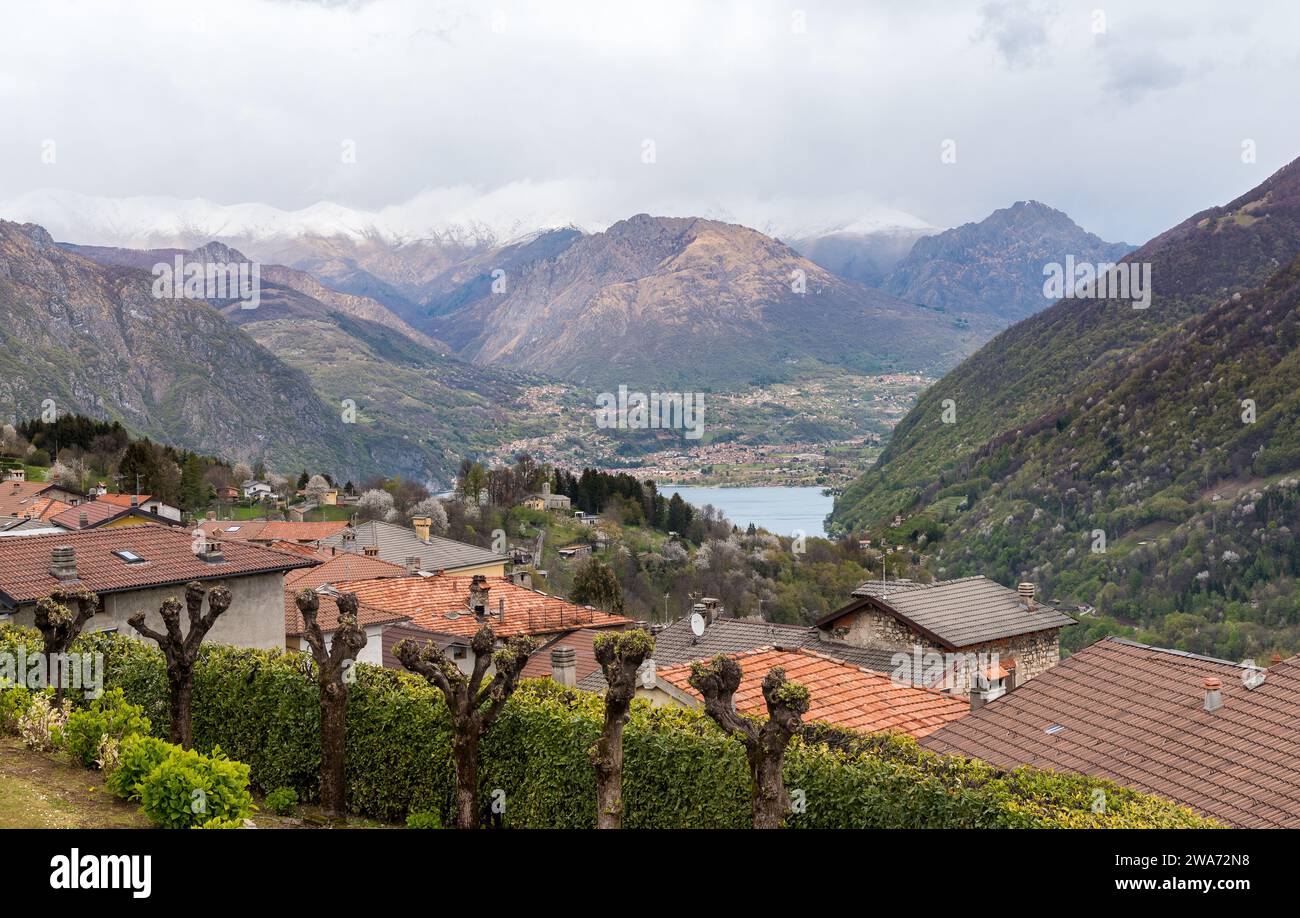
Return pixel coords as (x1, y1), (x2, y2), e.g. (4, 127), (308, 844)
(660, 485), (833, 538)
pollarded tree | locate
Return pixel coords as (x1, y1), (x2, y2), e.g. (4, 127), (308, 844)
(395, 626), (534, 829)
(34, 585), (101, 709)
(128, 581), (232, 749)
(688, 656), (810, 829)
(294, 589), (367, 817)
(589, 629), (653, 828)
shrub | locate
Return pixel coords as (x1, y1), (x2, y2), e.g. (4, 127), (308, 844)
(265, 786), (299, 816)
(105, 734), (173, 801)
(61, 688), (151, 768)
(138, 746), (254, 829)
(406, 810), (442, 829)
(0, 626), (1215, 829)
(18, 692), (66, 752)
(0, 682), (33, 734)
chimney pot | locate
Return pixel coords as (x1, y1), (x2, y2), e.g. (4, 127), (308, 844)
(78, 511), (88, 528)
(411, 516), (432, 541)
(405, 555), (421, 574)
(1271, 652), (1283, 666)
(130, 494), (138, 507)
(50, 545), (78, 581)
(1203, 676), (1223, 712)
(551, 645), (577, 686)
(1017, 582), (1035, 610)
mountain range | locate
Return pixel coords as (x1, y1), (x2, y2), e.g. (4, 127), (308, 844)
(831, 155), (1300, 659)
(880, 200), (1135, 323)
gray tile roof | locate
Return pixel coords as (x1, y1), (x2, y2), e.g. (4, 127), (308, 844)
(575, 616), (907, 691)
(831, 576), (1075, 648)
(317, 520), (508, 574)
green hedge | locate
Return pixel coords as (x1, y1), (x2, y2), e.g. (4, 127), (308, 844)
(0, 624), (1215, 828)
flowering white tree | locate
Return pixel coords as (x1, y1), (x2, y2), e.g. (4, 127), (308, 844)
(406, 496), (448, 535)
(305, 474), (331, 505)
(357, 488), (395, 521)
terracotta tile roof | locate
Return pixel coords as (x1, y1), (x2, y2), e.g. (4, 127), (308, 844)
(0, 480), (55, 518)
(267, 539), (327, 559)
(96, 493), (153, 508)
(332, 574), (633, 638)
(0, 524), (317, 608)
(576, 616), (910, 692)
(48, 501), (177, 531)
(655, 646), (969, 738)
(522, 628), (606, 682)
(820, 576), (1075, 648)
(198, 520), (350, 543)
(920, 637), (1300, 828)
(283, 588), (410, 637)
(284, 552), (409, 589)
(22, 497), (71, 522)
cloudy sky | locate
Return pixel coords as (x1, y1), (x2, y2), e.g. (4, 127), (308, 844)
(1, 0), (1298, 244)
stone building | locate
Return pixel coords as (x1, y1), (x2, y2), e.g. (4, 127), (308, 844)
(812, 576), (1075, 698)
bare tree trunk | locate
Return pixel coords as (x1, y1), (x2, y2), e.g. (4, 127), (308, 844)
(169, 673), (193, 749)
(319, 683), (347, 814)
(130, 582), (232, 753)
(34, 587), (100, 711)
(452, 732), (480, 829)
(749, 743), (790, 829)
(688, 655), (809, 829)
(590, 629), (653, 829)
(593, 711), (627, 828)
(395, 625), (534, 830)
(293, 590), (367, 818)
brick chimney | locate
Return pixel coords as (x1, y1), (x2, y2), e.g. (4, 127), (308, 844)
(469, 575), (489, 616)
(363, 545), (379, 557)
(199, 538), (225, 564)
(404, 556), (421, 574)
(1203, 676), (1223, 712)
(49, 546), (78, 581)
(551, 645), (576, 686)
(411, 516), (432, 541)
(1271, 652), (1284, 666)
(78, 511), (88, 529)
(1017, 582), (1035, 611)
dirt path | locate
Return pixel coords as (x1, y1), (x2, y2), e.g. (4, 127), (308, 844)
(0, 735), (150, 829)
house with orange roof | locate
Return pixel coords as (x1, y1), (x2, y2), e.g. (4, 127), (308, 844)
(95, 492), (181, 522)
(640, 646), (969, 738)
(49, 499), (183, 532)
(0, 525), (316, 650)
(283, 586), (460, 668)
(198, 519), (351, 546)
(331, 573), (632, 674)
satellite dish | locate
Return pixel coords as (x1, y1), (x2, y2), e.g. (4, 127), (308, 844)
(690, 612), (706, 637)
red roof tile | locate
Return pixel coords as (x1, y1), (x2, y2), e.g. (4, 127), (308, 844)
(285, 552), (409, 589)
(283, 588), (410, 637)
(198, 520), (350, 543)
(521, 628), (607, 682)
(0, 524), (316, 606)
(333, 574), (632, 638)
(921, 637), (1300, 828)
(656, 646), (969, 738)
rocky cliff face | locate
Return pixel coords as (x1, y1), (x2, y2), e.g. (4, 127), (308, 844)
(0, 221), (365, 477)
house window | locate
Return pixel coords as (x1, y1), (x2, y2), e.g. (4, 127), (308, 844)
(112, 550), (147, 564)
(452, 647), (467, 660)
